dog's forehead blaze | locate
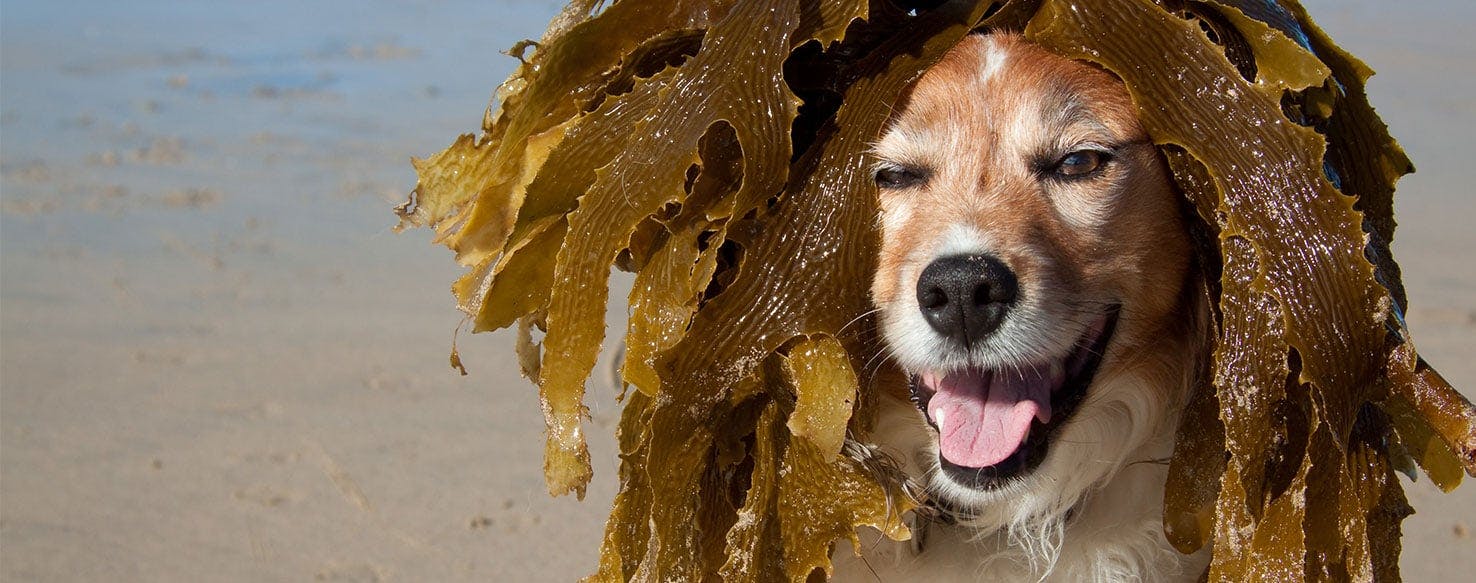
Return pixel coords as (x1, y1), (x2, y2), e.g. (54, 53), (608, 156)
(879, 34), (1143, 166)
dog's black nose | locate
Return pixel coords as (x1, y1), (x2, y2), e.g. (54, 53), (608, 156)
(916, 254), (1018, 344)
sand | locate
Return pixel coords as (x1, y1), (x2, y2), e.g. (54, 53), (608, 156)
(1, 1), (1471, 581)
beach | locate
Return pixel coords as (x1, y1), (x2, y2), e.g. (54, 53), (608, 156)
(1, 1), (1471, 580)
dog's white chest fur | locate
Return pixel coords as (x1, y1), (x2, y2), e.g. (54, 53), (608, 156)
(834, 458), (1205, 582)
(832, 375), (1209, 582)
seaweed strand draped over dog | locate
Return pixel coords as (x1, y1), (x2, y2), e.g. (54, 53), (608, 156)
(395, 0), (1476, 580)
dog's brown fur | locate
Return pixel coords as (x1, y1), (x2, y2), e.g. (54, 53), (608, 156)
(844, 34), (1207, 581)
(871, 35), (1190, 351)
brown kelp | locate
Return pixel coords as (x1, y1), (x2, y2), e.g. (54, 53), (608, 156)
(396, 0), (1476, 579)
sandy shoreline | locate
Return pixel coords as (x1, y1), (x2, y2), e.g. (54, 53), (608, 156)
(2, 1), (1472, 580)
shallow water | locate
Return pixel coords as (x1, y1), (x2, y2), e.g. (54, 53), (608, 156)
(1, 0), (1472, 580)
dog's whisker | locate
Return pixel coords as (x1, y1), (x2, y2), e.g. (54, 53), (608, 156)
(837, 307), (883, 337)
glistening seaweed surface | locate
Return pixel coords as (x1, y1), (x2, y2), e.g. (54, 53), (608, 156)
(396, 0), (1476, 579)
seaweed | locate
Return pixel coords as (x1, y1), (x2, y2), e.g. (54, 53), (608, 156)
(396, 0), (1475, 579)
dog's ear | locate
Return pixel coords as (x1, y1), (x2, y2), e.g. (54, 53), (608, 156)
(1165, 148), (1223, 408)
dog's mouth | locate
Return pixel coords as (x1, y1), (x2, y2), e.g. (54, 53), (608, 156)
(909, 307), (1120, 489)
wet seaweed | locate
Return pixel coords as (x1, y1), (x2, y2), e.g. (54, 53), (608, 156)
(397, 0), (1475, 579)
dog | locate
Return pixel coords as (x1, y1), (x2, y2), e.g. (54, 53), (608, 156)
(832, 33), (1210, 581)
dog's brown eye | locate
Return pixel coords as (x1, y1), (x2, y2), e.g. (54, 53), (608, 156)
(1053, 150), (1107, 178)
(874, 166), (928, 189)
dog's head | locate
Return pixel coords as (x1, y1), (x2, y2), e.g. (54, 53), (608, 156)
(869, 34), (1198, 517)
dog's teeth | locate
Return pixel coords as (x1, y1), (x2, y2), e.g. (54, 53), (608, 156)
(934, 408), (946, 431)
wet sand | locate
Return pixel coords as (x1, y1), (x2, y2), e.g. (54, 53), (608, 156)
(1, 1), (1471, 580)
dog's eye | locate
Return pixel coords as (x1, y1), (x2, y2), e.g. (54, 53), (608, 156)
(1052, 150), (1108, 178)
(874, 166), (928, 189)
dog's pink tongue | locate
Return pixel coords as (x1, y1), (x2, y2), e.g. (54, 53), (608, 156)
(925, 367), (1055, 468)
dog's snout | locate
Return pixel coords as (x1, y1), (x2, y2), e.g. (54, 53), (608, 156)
(916, 254), (1018, 344)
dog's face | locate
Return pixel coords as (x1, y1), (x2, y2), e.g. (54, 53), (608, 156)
(870, 34), (1194, 512)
